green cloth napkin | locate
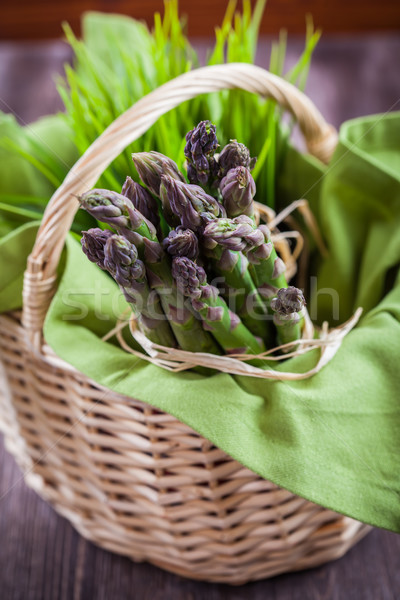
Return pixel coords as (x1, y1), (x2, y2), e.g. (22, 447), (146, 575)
(0, 113), (399, 533)
(0, 111), (90, 237)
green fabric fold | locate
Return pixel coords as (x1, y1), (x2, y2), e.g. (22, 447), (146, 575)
(0, 113), (399, 533)
(0, 111), (89, 237)
(0, 222), (41, 312)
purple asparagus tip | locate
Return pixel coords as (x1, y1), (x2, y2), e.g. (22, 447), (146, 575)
(171, 256), (207, 300)
(163, 226), (199, 260)
(270, 286), (306, 315)
(217, 140), (257, 179)
(184, 120), (219, 185)
(160, 175), (225, 232)
(79, 188), (154, 234)
(131, 151), (185, 198)
(81, 228), (114, 269)
(203, 215), (264, 253)
(104, 235), (145, 288)
(121, 176), (160, 231)
(220, 166), (256, 218)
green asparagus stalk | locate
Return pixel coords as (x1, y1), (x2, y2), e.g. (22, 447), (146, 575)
(247, 224), (288, 301)
(172, 257), (265, 355)
(80, 189), (218, 354)
(103, 234), (176, 347)
(142, 240), (219, 355)
(204, 245), (272, 345)
(203, 215), (288, 302)
(270, 287), (306, 350)
(203, 217), (274, 343)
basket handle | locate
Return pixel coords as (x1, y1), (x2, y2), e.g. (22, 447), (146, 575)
(22, 63), (337, 346)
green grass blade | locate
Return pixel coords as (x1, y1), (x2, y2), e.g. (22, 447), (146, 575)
(251, 135), (271, 182)
(1, 139), (61, 188)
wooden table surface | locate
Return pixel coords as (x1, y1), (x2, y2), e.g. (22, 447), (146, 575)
(1, 34), (400, 600)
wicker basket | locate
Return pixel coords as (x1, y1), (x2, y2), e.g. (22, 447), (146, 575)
(0, 64), (370, 584)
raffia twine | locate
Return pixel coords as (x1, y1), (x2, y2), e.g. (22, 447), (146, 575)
(103, 199), (362, 380)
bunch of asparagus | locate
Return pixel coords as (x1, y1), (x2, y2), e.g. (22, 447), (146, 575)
(79, 120), (306, 358)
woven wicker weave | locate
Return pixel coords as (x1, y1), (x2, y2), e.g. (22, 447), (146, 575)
(0, 65), (370, 584)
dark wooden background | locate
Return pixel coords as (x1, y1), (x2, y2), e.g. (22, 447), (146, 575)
(1, 25), (400, 600)
(1, 0), (400, 40)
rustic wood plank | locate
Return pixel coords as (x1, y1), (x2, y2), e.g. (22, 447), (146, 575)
(1, 0), (400, 40)
(0, 41), (70, 125)
(1, 35), (400, 129)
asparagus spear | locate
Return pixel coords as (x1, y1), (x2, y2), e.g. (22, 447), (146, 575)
(203, 215), (288, 301)
(80, 189), (218, 353)
(247, 224), (288, 299)
(219, 166), (256, 219)
(184, 120), (219, 187)
(142, 242), (219, 355)
(81, 229), (176, 347)
(217, 139), (257, 180)
(131, 151), (185, 225)
(121, 176), (161, 235)
(79, 189), (162, 263)
(103, 234), (176, 347)
(79, 189), (157, 239)
(159, 181), (270, 342)
(81, 228), (114, 269)
(163, 226), (199, 260)
(202, 218), (273, 343)
(172, 257), (265, 355)
(160, 175), (225, 233)
(270, 287), (306, 350)
(131, 151), (185, 195)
